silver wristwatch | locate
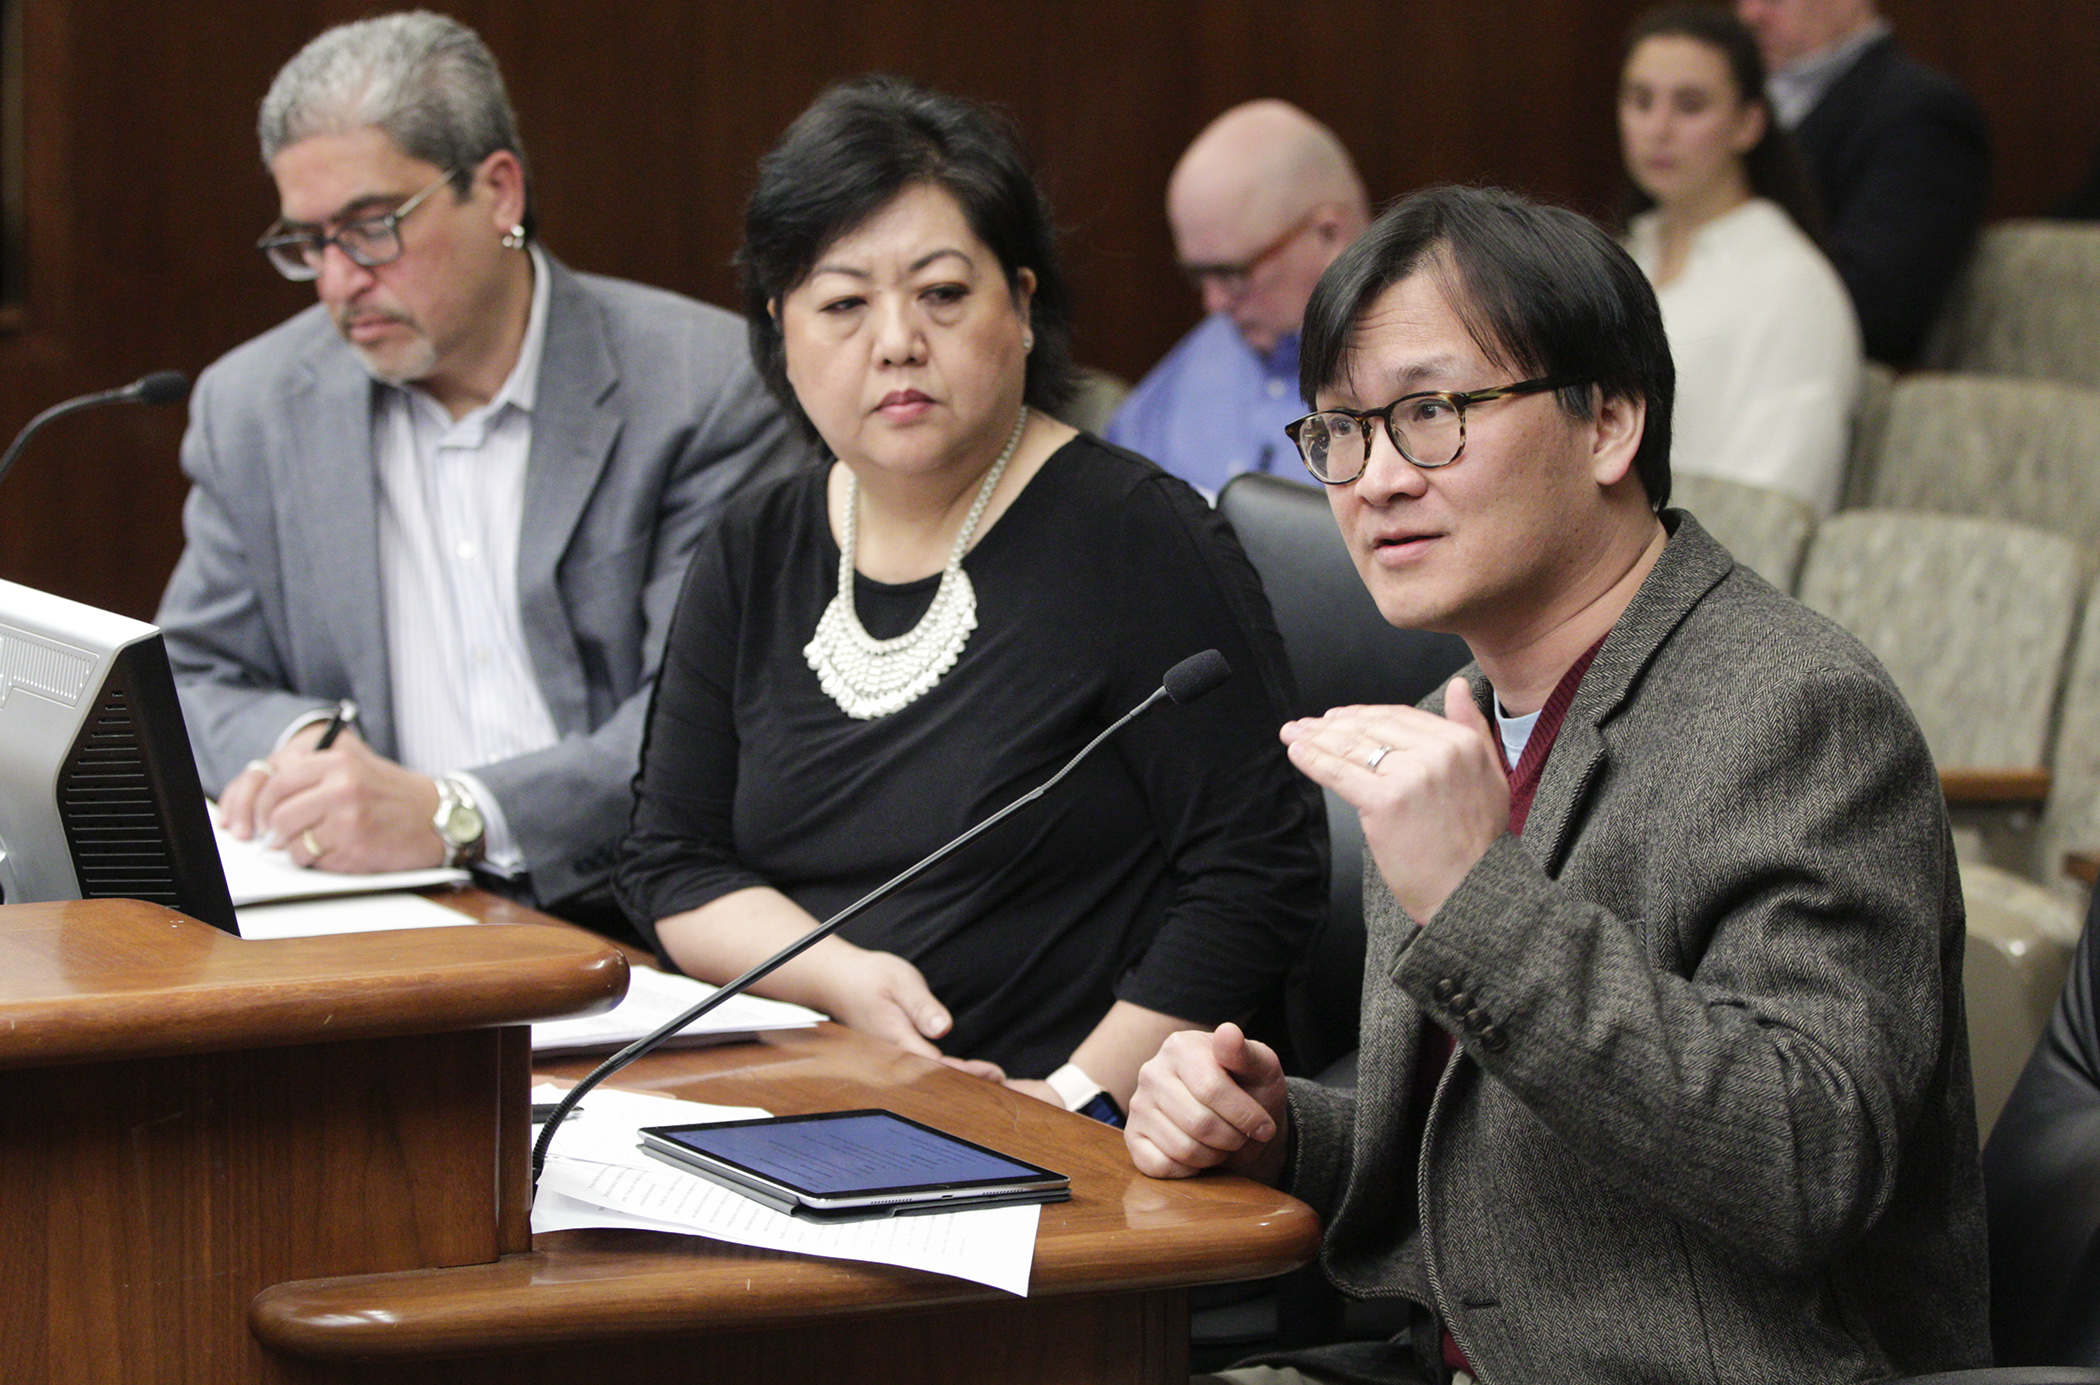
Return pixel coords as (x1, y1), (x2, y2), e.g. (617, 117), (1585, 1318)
(432, 774), (486, 867)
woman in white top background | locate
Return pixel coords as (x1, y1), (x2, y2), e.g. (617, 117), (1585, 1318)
(1619, 4), (1861, 515)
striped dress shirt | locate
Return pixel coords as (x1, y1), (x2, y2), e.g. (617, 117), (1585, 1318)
(369, 245), (560, 873)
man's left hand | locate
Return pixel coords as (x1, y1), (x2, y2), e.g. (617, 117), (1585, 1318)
(1281, 677), (1508, 923)
(235, 732), (447, 873)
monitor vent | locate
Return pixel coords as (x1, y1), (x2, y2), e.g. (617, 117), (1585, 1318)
(58, 685), (182, 906)
(0, 626), (96, 706)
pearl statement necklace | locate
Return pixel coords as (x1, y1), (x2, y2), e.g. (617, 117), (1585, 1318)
(804, 407), (1030, 720)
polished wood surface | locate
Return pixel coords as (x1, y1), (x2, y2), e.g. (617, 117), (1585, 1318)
(0, 896), (627, 1384)
(0, 894), (625, 1068)
(251, 1021), (1320, 1368)
(1940, 767), (2053, 805)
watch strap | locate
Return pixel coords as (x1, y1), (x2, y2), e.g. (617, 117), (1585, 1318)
(1047, 1062), (1124, 1125)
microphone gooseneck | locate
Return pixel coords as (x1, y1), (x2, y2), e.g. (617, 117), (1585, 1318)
(0, 371), (193, 492)
(529, 648), (1236, 1187)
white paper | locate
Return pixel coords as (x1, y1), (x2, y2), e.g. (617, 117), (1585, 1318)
(529, 1083), (1038, 1295)
(532, 1083), (770, 1165)
(531, 964), (823, 1054)
(234, 891), (478, 938)
(537, 1158), (1038, 1296)
(211, 805), (468, 905)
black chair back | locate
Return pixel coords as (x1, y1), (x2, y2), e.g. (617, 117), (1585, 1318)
(1217, 473), (1471, 1075)
(1983, 889), (2100, 1366)
(1217, 473), (1472, 720)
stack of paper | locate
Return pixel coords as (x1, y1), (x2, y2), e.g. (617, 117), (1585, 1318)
(532, 965), (823, 1055)
(532, 1085), (1040, 1295)
(211, 809), (468, 907)
(234, 891), (478, 939)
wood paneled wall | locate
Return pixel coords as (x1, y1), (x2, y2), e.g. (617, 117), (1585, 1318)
(2, 0), (2092, 619)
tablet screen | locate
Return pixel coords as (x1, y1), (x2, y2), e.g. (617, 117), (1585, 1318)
(648, 1110), (1057, 1197)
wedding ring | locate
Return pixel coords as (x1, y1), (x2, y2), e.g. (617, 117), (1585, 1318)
(301, 828), (322, 859)
(1366, 744), (1394, 771)
(244, 758), (276, 778)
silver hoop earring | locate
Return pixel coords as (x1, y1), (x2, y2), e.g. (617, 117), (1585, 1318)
(501, 224), (527, 249)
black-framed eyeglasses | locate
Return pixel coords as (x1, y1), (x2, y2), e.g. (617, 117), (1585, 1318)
(255, 169), (459, 281)
(1284, 376), (1584, 485)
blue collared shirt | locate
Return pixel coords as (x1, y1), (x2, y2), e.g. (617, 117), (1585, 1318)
(1105, 313), (1314, 501)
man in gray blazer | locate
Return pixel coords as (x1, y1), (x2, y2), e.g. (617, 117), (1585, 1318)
(1129, 186), (1989, 1382)
(157, 13), (800, 916)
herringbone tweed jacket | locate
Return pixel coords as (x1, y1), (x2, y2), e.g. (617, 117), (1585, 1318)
(1276, 513), (1990, 1384)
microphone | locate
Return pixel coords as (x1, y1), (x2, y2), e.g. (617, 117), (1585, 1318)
(531, 648), (1236, 1185)
(0, 370), (192, 491)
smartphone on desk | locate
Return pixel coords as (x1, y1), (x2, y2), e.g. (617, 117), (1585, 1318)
(638, 1109), (1070, 1221)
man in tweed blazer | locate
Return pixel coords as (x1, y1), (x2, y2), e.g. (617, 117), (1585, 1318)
(1128, 186), (1989, 1383)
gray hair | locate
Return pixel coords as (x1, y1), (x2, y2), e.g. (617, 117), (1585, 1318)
(258, 11), (532, 236)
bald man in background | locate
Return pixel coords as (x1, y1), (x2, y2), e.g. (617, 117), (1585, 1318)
(1107, 101), (1369, 497)
(1736, 0), (1987, 365)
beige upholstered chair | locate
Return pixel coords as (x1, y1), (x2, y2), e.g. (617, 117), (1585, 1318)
(1056, 365), (1132, 436)
(1799, 512), (2087, 1139)
(1923, 220), (2100, 388)
(1797, 511), (2082, 774)
(1866, 372), (2100, 576)
(1964, 872), (2080, 1137)
(1842, 360), (1897, 511)
(1669, 473), (1816, 593)
(1960, 578), (2100, 901)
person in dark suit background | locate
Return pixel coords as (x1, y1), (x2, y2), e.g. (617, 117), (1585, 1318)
(1737, 0), (1989, 365)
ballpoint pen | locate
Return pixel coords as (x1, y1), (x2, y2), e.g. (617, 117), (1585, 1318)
(314, 698), (358, 750)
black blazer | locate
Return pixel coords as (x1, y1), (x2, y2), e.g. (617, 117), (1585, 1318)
(1793, 34), (1990, 366)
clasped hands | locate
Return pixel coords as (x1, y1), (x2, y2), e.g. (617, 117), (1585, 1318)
(1123, 678), (1510, 1183)
(216, 721), (446, 872)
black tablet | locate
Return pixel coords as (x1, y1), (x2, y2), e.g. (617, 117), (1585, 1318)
(638, 1109), (1070, 1219)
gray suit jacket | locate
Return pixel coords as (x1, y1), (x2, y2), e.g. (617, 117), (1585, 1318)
(1278, 515), (1990, 1383)
(157, 256), (804, 905)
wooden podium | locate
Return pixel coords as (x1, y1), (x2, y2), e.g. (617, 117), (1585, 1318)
(0, 896), (624, 1384)
(2, 896), (1320, 1383)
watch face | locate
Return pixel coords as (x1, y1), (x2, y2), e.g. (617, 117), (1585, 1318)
(443, 802), (483, 846)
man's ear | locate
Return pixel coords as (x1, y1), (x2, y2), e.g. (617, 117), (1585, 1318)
(1588, 388), (1647, 488)
(477, 149), (527, 232)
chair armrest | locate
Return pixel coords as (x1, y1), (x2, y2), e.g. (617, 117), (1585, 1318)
(1942, 768), (2052, 805)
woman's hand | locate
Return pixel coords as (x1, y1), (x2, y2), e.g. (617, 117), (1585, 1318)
(804, 943), (954, 1059)
(654, 889), (955, 1059)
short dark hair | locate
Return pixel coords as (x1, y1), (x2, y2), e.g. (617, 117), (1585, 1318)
(1618, 5), (1824, 241)
(739, 75), (1077, 443)
(1299, 184), (1675, 509)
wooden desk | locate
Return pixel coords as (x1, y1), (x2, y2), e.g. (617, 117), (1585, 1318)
(250, 939), (1321, 1383)
(0, 896), (623, 1385)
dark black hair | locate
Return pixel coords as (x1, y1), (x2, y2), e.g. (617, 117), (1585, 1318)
(1299, 184), (1675, 509)
(738, 74), (1077, 442)
(1618, 4), (1825, 241)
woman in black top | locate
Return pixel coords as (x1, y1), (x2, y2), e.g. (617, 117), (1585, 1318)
(617, 76), (1322, 1114)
